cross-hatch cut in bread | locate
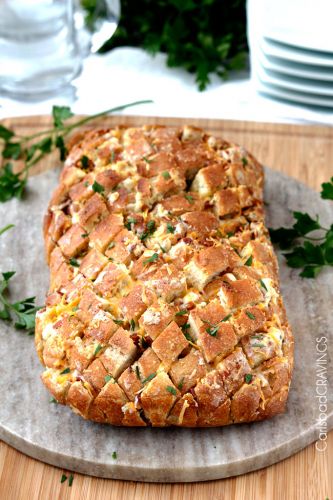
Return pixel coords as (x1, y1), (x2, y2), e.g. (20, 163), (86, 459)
(35, 125), (294, 427)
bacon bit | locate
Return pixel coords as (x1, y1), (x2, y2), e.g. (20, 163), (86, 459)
(130, 333), (141, 347)
(185, 301), (196, 310)
(204, 200), (213, 209)
(183, 237), (193, 245)
(141, 335), (152, 348)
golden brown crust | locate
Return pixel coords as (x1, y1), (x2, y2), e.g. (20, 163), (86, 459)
(36, 125), (294, 427)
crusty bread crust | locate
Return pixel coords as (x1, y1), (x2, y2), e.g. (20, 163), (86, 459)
(36, 125), (294, 427)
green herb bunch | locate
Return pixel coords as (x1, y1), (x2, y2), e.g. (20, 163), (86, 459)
(0, 100), (151, 203)
(0, 225), (40, 333)
(90, 0), (248, 91)
(269, 178), (333, 278)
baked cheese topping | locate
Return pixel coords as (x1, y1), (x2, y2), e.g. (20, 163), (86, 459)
(36, 125), (294, 427)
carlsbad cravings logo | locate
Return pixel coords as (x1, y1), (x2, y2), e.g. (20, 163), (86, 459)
(315, 336), (328, 451)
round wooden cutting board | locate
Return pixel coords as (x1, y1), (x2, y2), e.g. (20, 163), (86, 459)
(0, 163), (332, 482)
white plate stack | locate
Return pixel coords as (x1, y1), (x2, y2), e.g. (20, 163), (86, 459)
(247, 0), (333, 108)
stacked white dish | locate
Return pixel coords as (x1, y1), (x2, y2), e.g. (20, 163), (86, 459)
(247, 0), (333, 108)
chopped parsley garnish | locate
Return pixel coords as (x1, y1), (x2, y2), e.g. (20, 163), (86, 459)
(184, 331), (194, 342)
(68, 474), (74, 487)
(166, 385), (177, 396)
(245, 374), (253, 384)
(181, 323), (190, 332)
(147, 220), (156, 233)
(246, 311), (256, 320)
(184, 194), (194, 204)
(105, 374), (112, 383)
(227, 231), (234, 238)
(110, 151), (116, 163)
(135, 365), (141, 380)
(84, 181), (90, 187)
(81, 155), (89, 169)
(166, 223), (175, 233)
(158, 243), (166, 253)
(72, 306), (78, 312)
(125, 217), (137, 230)
(142, 156), (152, 164)
(178, 378), (185, 390)
(222, 314), (231, 322)
(259, 279), (268, 291)
(162, 171), (171, 180)
(113, 319), (124, 325)
(94, 344), (102, 356)
(244, 255), (253, 266)
(252, 343), (265, 348)
(49, 397), (58, 404)
(206, 326), (218, 337)
(203, 314), (231, 337)
(60, 367), (70, 375)
(140, 220), (156, 240)
(69, 258), (80, 267)
(130, 319), (136, 330)
(108, 241), (116, 249)
(81, 233), (89, 238)
(142, 372), (156, 384)
(241, 156), (248, 166)
(144, 252), (159, 264)
(60, 474), (67, 483)
(175, 309), (187, 316)
(112, 451), (117, 459)
(92, 180), (105, 194)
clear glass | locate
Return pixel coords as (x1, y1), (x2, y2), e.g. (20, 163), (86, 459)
(0, 0), (120, 99)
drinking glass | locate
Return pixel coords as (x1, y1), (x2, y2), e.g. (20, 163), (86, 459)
(0, 0), (120, 99)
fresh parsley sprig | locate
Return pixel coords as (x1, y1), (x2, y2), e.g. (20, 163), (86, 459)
(0, 271), (40, 334)
(269, 179), (333, 278)
(0, 100), (152, 203)
(0, 225), (40, 333)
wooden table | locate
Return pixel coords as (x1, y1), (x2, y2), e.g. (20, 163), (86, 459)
(0, 116), (332, 500)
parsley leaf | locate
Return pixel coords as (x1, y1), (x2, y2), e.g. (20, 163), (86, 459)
(69, 258), (80, 267)
(269, 181), (333, 278)
(0, 124), (14, 142)
(92, 180), (105, 194)
(166, 223), (175, 233)
(142, 372), (156, 384)
(244, 255), (253, 266)
(144, 252), (159, 264)
(0, 224), (14, 236)
(140, 220), (156, 240)
(0, 163), (26, 202)
(0, 271), (40, 334)
(321, 177), (333, 200)
(166, 385), (177, 396)
(94, 344), (103, 356)
(52, 105), (74, 128)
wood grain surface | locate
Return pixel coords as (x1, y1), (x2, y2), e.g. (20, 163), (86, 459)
(0, 115), (332, 500)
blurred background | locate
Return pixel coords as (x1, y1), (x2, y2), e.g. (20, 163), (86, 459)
(0, 0), (333, 124)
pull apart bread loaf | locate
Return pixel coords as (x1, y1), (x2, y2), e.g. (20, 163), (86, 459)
(35, 125), (294, 427)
